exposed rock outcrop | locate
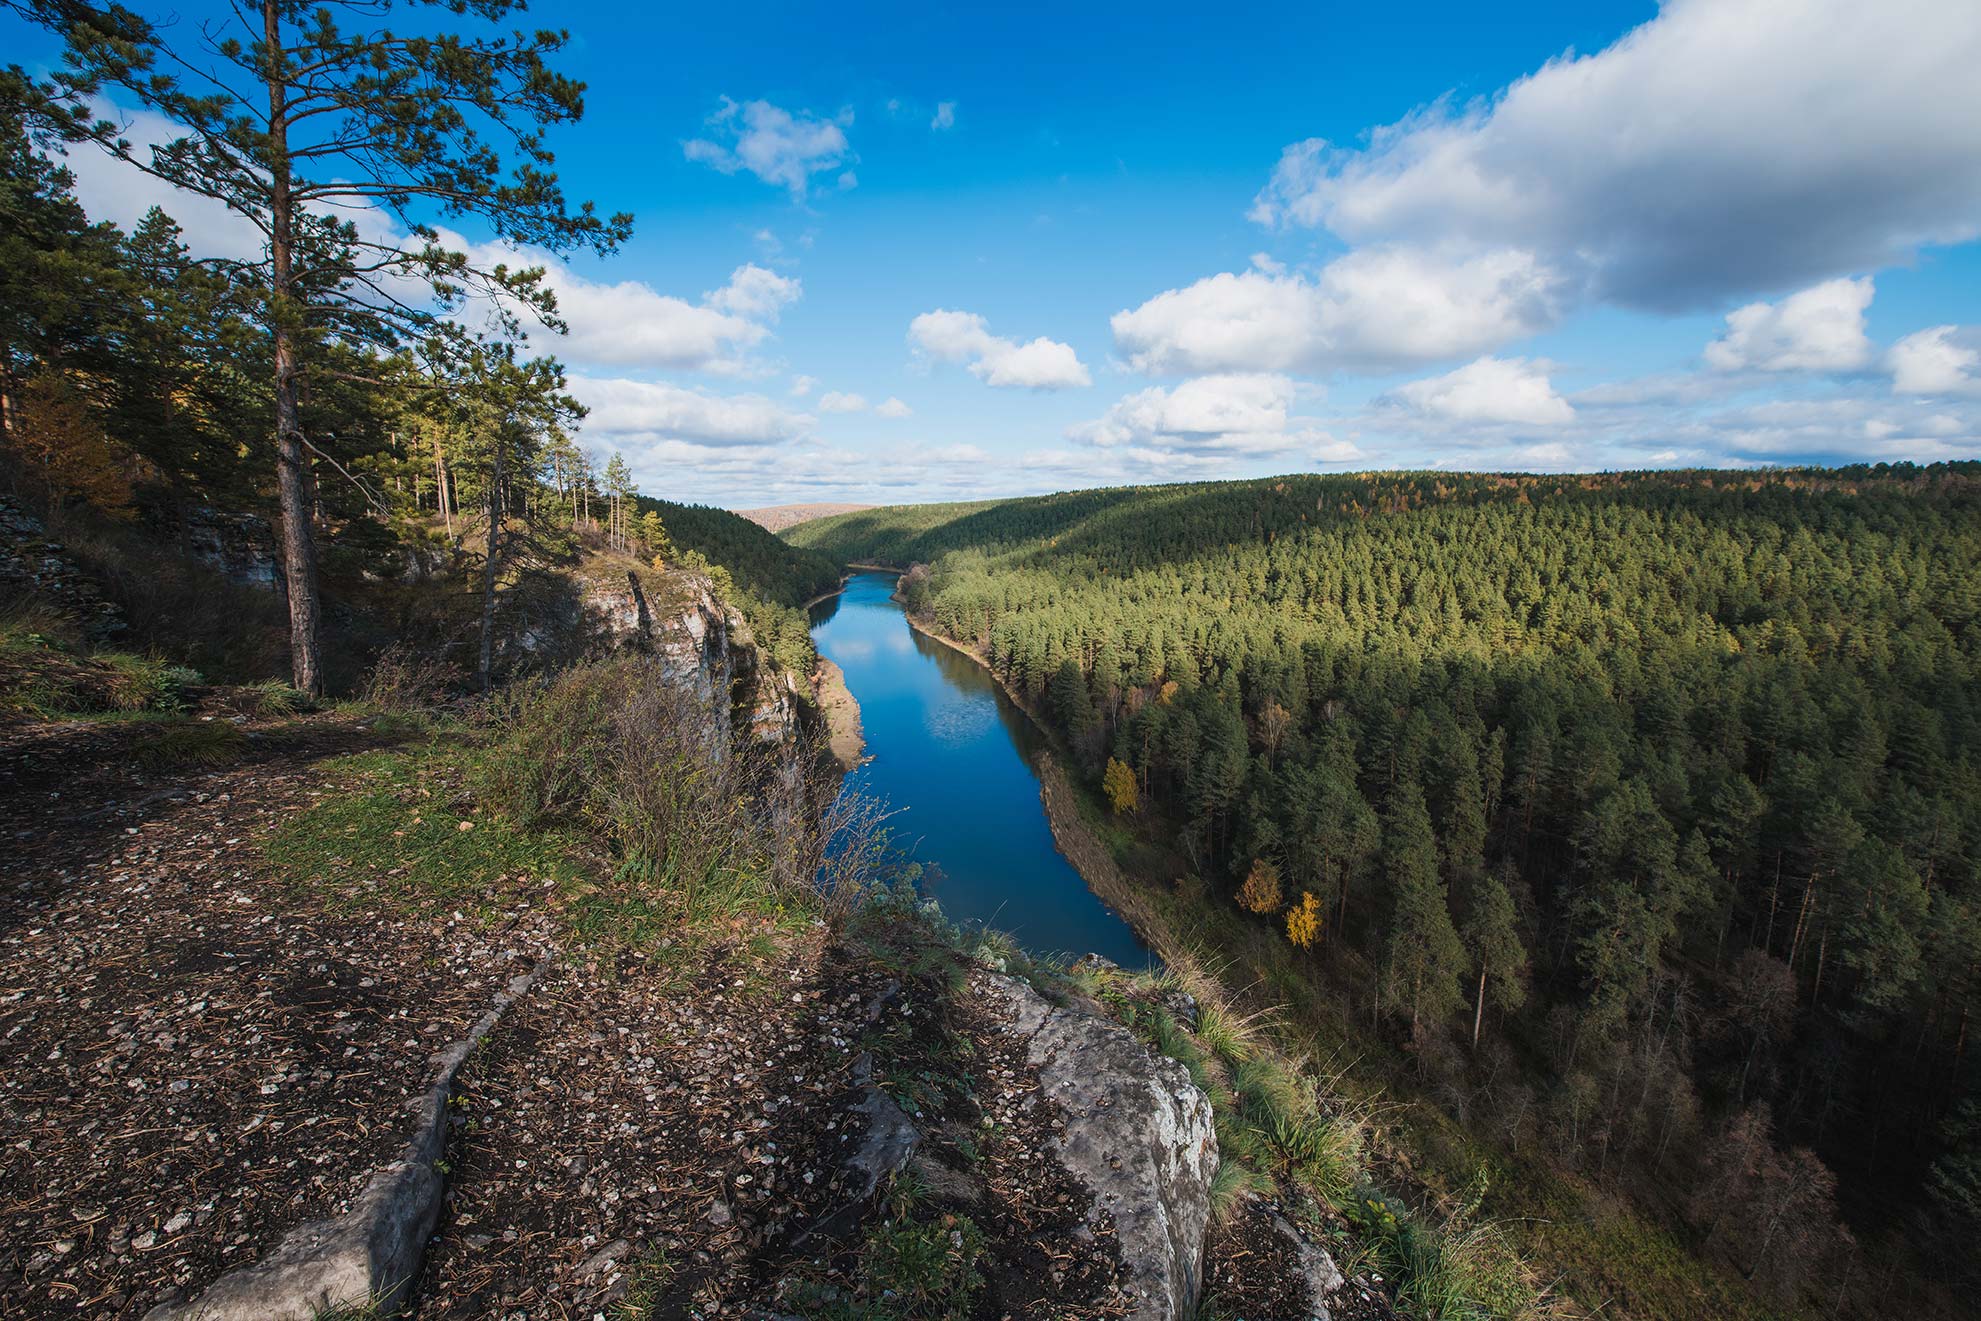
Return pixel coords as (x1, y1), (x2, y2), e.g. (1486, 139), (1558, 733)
(172, 506), (281, 591)
(0, 497), (125, 642)
(976, 970), (1219, 1321)
(1265, 1201), (1346, 1319)
(512, 564), (803, 759)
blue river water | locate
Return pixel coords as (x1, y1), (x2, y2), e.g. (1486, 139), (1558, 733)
(810, 572), (1153, 967)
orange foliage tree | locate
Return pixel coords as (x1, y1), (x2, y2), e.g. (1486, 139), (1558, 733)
(1237, 857), (1283, 914)
(6, 373), (137, 516)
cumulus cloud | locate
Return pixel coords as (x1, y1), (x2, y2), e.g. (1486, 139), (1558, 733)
(1389, 357), (1574, 426)
(569, 375), (811, 448)
(683, 97), (856, 199)
(1889, 326), (1981, 395)
(1068, 374), (1358, 466)
(789, 374), (819, 397)
(876, 397), (914, 418)
(502, 259), (799, 374)
(52, 105), (269, 260)
(1111, 247), (1562, 375)
(1247, 0), (1981, 311)
(1705, 278), (1874, 372)
(909, 309), (1092, 389)
(818, 391), (868, 413)
(931, 101), (957, 131)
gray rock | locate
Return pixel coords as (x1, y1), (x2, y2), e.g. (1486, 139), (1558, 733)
(574, 1237), (632, 1281)
(978, 973), (1218, 1321)
(844, 1051), (920, 1199)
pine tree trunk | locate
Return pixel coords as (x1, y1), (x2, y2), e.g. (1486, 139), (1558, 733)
(435, 435), (453, 535)
(477, 428), (505, 692)
(263, 2), (324, 697)
(1472, 963), (1488, 1050)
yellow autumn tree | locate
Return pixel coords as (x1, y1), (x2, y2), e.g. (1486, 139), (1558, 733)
(1103, 757), (1139, 814)
(1237, 857), (1283, 914)
(7, 373), (137, 516)
(1285, 890), (1322, 949)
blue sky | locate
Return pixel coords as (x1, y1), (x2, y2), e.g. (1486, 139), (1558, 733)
(10, 0), (1981, 506)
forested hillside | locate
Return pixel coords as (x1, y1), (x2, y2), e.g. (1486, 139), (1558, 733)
(793, 469), (1981, 1310)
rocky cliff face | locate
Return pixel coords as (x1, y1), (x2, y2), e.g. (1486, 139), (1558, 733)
(571, 564), (805, 760)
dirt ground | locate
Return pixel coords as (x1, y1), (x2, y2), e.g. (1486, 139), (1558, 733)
(0, 713), (556, 1319)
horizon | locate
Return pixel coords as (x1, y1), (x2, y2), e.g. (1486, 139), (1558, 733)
(8, 0), (1981, 507)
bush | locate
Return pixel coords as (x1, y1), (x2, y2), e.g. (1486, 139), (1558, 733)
(472, 656), (890, 928)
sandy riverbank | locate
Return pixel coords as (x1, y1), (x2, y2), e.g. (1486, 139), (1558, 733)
(813, 654), (864, 771)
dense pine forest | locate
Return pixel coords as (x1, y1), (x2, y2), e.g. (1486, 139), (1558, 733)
(792, 469), (1981, 1307)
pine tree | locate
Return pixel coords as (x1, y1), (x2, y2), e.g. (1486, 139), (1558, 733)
(1383, 782), (1466, 1032)
(1463, 871), (1528, 1049)
(18, 0), (631, 693)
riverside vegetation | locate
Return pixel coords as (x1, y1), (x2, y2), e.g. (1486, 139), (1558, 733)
(789, 469), (1981, 1321)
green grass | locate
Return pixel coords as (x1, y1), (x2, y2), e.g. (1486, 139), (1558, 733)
(261, 744), (586, 918)
(0, 628), (202, 717)
(610, 1252), (678, 1320)
(788, 1173), (987, 1321)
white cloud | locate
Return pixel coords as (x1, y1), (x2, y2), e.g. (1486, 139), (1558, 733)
(1512, 441), (1578, 468)
(1706, 278), (1875, 372)
(909, 309), (1092, 389)
(1248, 0), (1981, 311)
(1111, 247), (1562, 375)
(1389, 357), (1573, 426)
(1889, 325), (1981, 395)
(789, 374), (819, 397)
(875, 397), (914, 418)
(818, 391), (868, 413)
(569, 375), (811, 448)
(704, 263), (801, 319)
(931, 102), (957, 131)
(51, 105), (268, 260)
(1068, 374), (1358, 466)
(684, 97), (856, 199)
(504, 259), (798, 374)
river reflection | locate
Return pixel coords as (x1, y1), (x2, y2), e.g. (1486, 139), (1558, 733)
(810, 573), (1152, 967)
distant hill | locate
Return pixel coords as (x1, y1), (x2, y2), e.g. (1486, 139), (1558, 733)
(732, 502), (873, 533)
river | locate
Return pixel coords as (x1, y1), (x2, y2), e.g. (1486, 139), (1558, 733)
(809, 572), (1152, 967)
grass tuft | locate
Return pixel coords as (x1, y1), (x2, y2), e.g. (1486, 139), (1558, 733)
(131, 716), (245, 769)
(1207, 1158), (1274, 1227)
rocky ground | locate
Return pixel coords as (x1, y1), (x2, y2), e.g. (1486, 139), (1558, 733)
(1, 702), (1363, 1321)
(415, 925), (1145, 1320)
(0, 713), (554, 1319)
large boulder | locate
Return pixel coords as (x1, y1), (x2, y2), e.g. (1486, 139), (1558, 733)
(976, 972), (1218, 1321)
